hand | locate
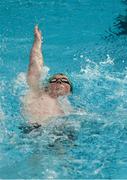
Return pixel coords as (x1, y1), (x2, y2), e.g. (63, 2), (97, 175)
(34, 25), (42, 43)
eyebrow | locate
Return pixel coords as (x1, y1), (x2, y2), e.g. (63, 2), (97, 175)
(57, 77), (68, 80)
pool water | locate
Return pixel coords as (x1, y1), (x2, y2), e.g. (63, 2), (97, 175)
(0, 0), (127, 179)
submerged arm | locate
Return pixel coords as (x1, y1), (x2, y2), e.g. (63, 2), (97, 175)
(27, 25), (44, 91)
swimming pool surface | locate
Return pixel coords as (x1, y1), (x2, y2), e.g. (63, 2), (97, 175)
(0, 0), (127, 179)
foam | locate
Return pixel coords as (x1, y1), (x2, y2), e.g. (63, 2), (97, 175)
(13, 72), (28, 96)
(69, 54), (127, 126)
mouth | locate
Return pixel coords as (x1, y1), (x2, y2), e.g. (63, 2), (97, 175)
(56, 85), (64, 92)
(54, 84), (65, 94)
(57, 83), (64, 87)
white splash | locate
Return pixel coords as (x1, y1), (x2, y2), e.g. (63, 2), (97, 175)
(100, 54), (114, 65)
(58, 96), (73, 115)
(13, 72), (28, 95)
(40, 66), (50, 81)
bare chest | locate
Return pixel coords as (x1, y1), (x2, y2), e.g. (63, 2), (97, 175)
(23, 92), (63, 123)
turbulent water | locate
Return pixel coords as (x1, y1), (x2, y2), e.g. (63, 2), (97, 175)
(0, 0), (127, 179)
(0, 56), (127, 179)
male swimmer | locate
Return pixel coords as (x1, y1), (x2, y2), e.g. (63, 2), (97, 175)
(23, 26), (73, 125)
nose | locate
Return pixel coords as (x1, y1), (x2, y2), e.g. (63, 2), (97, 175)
(56, 79), (62, 83)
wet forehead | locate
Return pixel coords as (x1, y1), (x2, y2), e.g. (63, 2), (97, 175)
(54, 75), (68, 79)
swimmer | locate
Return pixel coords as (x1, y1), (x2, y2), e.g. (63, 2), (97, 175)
(23, 25), (73, 125)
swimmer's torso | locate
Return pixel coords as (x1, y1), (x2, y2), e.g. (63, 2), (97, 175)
(23, 90), (64, 124)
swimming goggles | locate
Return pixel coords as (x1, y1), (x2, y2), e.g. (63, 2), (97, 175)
(49, 77), (71, 85)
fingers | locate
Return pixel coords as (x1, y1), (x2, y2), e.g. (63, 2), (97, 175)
(35, 25), (38, 30)
(34, 25), (43, 44)
(34, 25), (41, 31)
(34, 25), (42, 35)
(34, 25), (39, 33)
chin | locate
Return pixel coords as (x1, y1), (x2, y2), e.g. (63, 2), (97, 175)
(50, 86), (69, 97)
(57, 91), (68, 97)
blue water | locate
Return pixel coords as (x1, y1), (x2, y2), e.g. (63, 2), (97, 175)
(0, 0), (127, 179)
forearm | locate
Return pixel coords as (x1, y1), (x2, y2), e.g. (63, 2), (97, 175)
(27, 48), (43, 89)
(30, 42), (43, 68)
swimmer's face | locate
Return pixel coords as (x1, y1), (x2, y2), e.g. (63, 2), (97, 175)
(48, 75), (71, 97)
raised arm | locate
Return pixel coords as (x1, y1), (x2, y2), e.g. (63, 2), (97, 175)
(27, 25), (44, 91)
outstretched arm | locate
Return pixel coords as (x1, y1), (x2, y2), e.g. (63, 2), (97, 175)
(27, 25), (44, 91)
